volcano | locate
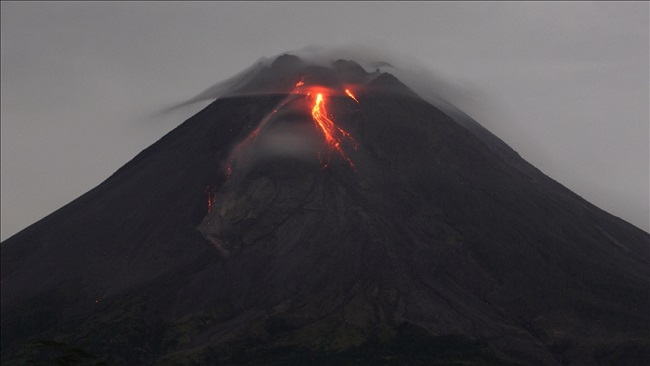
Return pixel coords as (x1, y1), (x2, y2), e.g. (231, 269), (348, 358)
(1, 54), (648, 365)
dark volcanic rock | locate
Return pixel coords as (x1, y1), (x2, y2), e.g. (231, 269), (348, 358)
(2, 55), (648, 366)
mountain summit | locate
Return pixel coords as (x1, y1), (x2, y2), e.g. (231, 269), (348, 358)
(2, 54), (648, 365)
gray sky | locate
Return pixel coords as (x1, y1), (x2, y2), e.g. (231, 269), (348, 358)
(1, 2), (648, 240)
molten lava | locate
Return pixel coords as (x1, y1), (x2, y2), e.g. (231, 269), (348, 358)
(224, 162), (232, 179)
(223, 80), (360, 176)
(309, 92), (357, 169)
(205, 186), (217, 213)
(345, 89), (359, 103)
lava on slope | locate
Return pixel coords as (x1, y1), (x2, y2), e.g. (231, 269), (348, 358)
(307, 88), (359, 169)
(223, 79), (362, 179)
(2, 54), (648, 366)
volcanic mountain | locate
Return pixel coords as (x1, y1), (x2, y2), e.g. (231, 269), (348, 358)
(1, 54), (648, 365)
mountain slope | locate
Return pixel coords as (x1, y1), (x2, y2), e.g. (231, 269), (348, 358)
(2, 55), (648, 365)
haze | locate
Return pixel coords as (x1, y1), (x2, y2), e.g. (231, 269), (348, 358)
(1, 2), (648, 240)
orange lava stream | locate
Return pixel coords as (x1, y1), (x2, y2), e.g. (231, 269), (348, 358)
(310, 92), (357, 169)
(205, 186), (217, 213)
(345, 89), (359, 103)
(226, 80), (360, 177)
(210, 81), (361, 216)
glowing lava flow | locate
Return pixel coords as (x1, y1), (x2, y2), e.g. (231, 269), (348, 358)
(223, 83), (302, 178)
(225, 80), (360, 176)
(235, 79), (305, 149)
(205, 186), (217, 213)
(310, 92), (358, 169)
(345, 89), (359, 103)
(208, 80), (361, 216)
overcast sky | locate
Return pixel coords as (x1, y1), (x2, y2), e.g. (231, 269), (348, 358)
(1, 2), (648, 240)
